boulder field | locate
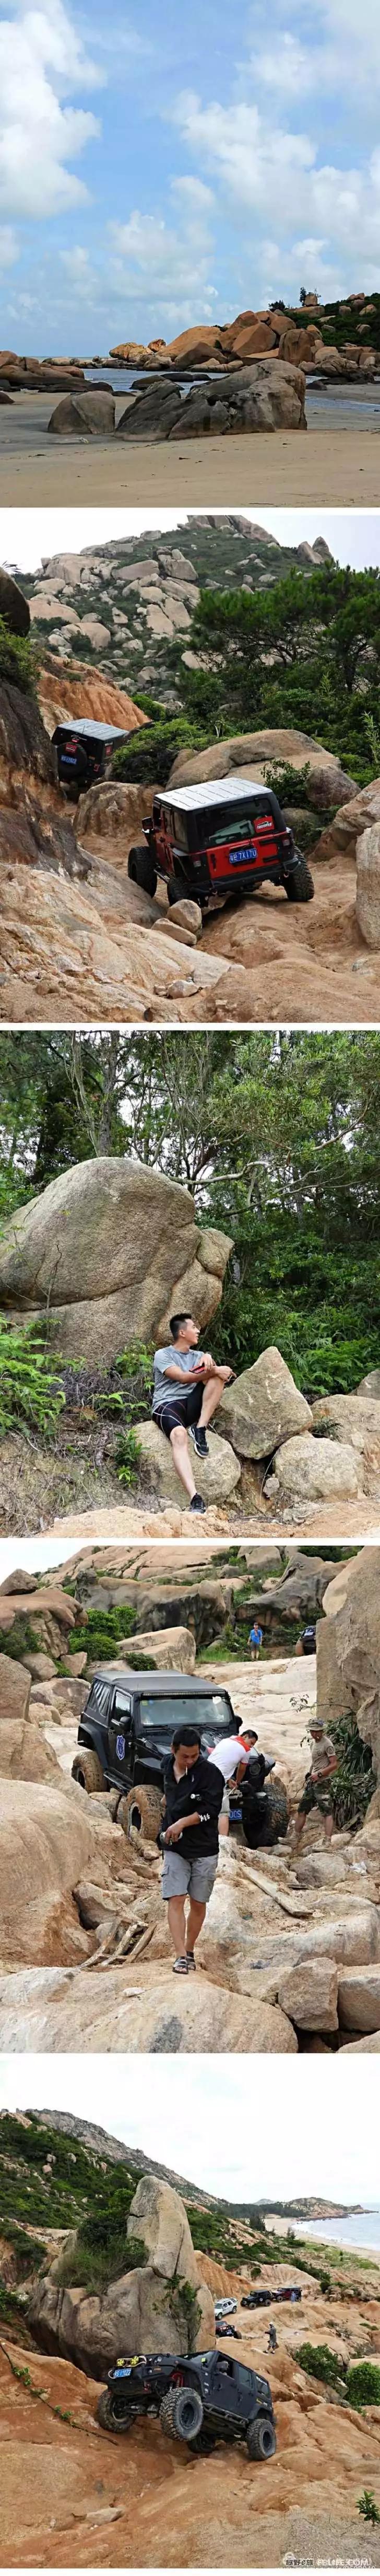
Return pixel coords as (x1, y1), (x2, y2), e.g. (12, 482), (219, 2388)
(48, 363), (307, 442)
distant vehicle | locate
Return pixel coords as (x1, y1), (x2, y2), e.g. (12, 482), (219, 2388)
(127, 775), (315, 918)
(53, 718), (130, 801)
(215, 2297), (238, 2318)
(242, 2286), (302, 2310)
(216, 2322), (242, 2340)
(72, 1673), (289, 1849)
(97, 2348), (277, 2458)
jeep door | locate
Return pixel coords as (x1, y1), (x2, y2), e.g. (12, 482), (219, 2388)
(210, 2358), (252, 2422)
(106, 1686), (134, 1786)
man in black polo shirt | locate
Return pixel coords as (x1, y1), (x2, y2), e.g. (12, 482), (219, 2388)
(160, 1723), (223, 1974)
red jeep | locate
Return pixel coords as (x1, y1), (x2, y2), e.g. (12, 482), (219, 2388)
(127, 774), (314, 915)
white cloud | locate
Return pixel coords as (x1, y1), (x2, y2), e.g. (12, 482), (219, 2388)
(0, 0), (101, 219)
(248, 0), (380, 103)
(171, 88), (380, 291)
(108, 182), (217, 318)
(0, 221), (18, 265)
(60, 243), (98, 296)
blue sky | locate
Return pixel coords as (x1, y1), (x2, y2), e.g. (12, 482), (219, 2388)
(1, 0), (380, 353)
(1, 2056), (379, 2204)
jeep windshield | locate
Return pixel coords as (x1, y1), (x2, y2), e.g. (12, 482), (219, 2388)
(138, 1692), (234, 1733)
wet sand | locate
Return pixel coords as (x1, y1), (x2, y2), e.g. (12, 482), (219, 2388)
(1, 391), (379, 503)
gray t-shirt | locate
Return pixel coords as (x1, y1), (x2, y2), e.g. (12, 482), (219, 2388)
(152, 1345), (205, 1416)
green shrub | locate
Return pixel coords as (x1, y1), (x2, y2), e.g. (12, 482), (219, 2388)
(0, 1323), (65, 1437)
(112, 718), (206, 788)
(348, 2361), (380, 2407)
(330, 1712), (374, 1830)
(115, 1427), (141, 1488)
(169, 2278), (201, 2353)
(358, 2490), (380, 2523)
(296, 2342), (347, 2392)
(56, 2221), (147, 2293)
(0, 614), (38, 696)
(68, 1604), (135, 1657)
(0, 1616), (41, 1661)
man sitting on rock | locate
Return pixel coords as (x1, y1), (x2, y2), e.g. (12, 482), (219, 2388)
(151, 1312), (234, 1515)
(160, 1723), (223, 1972)
(293, 1718), (338, 1846)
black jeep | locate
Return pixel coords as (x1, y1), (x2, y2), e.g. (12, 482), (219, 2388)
(72, 1671), (289, 1847)
(97, 2348), (276, 2459)
(127, 774), (314, 917)
(53, 718), (130, 802)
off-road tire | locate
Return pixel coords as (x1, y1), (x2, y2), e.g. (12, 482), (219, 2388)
(119, 1783), (162, 1845)
(243, 1777), (289, 1850)
(283, 851), (314, 903)
(167, 874), (186, 907)
(159, 2385), (204, 2443)
(263, 1778), (290, 1844)
(127, 844), (157, 897)
(97, 2389), (139, 2434)
(72, 1748), (104, 1795)
(246, 2413), (277, 2462)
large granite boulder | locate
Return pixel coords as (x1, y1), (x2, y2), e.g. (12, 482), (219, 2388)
(0, 1965), (298, 2053)
(318, 1547), (380, 1783)
(312, 1395), (380, 1492)
(269, 1434), (362, 1503)
(0, 570), (30, 638)
(0, 1719), (60, 1783)
(136, 1419), (241, 1506)
(0, 1157), (232, 1367)
(317, 778), (380, 867)
(29, 2168), (215, 2374)
(220, 1347), (312, 1459)
(48, 391), (115, 437)
(0, 1775), (103, 1965)
(0, 1654), (31, 1723)
(355, 825), (380, 948)
(169, 729), (357, 808)
(116, 364), (306, 441)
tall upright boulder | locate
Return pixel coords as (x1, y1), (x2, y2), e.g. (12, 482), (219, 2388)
(28, 2169), (215, 2376)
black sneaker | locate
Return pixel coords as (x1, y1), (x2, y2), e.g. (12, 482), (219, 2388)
(190, 1492), (206, 1514)
(189, 1424), (209, 1458)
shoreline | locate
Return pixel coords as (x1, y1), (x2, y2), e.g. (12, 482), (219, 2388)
(1, 409), (380, 505)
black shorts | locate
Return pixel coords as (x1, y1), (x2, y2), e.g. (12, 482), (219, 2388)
(153, 1383), (203, 1440)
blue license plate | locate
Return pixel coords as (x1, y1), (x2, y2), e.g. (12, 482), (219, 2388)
(115, 1734), (125, 1761)
(113, 2365), (132, 2378)
(229, 845), (258, 865)
(229, 1804), (243, 1822)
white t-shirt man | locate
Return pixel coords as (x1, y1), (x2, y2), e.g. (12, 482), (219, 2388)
(207, 1735), (253, 1784)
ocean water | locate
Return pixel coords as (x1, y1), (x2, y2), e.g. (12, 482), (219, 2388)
(291, 2209), (380, 2255)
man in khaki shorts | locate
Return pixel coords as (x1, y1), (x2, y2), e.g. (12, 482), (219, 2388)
(294, 1718), (338, 1846)
(160, 1724), (223, 1972)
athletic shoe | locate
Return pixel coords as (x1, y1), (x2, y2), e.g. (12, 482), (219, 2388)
(189, 1424), (209, 1458)
(190, 1492), (206, 1514)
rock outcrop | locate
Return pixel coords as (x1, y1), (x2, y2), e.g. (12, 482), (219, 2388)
(50, 363), (307, 441)
(48, 390), (116, 438)
(29, 2170), (215, 2376)
(355, 824), (380, 948)
(0, 1158), (232, 1366)
(319, 1545), (380, 1783)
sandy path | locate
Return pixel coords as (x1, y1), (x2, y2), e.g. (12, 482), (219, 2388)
(1, 399), (380, 502)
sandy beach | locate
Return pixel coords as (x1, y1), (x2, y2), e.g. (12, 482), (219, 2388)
(1, 392), (380, 503)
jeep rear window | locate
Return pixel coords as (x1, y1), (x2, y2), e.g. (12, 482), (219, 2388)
(138, 1692), (233, 1730)
(89, 1681), (110, 1718)
(173, 808), (189, 851)
(194, 794), (282, 847)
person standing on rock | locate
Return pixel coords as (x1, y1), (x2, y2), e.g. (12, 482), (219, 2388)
(293, 1718), (338, 1846)
(207, 1726), (260, 1836)
(151, 1312), (235, 1515)
(249, 1621), (263, 1661)
(160, 1722), (223, 1971)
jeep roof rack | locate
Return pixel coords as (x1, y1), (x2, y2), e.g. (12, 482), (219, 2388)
(157, 774), (269, 812)
(90, 1668), (233, 1692)
(52, 720), (130, 743)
